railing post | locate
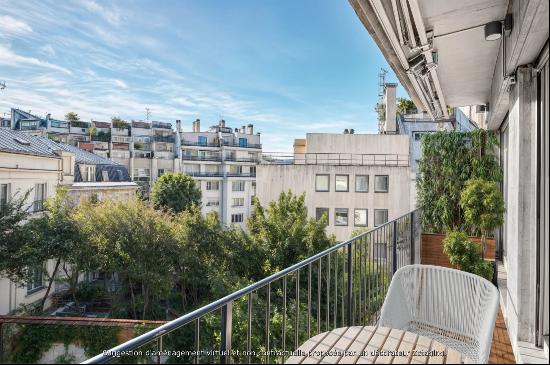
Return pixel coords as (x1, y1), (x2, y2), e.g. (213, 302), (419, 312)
(410, 212), (415, 265)
(347, 243), (352, 326)
(392, 220), (398, 274)
(220, 302), (233, 364)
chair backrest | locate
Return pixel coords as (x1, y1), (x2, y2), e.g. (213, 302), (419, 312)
(379, 265), (499, 362)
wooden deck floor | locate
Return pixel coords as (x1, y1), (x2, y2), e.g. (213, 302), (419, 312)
(489, 309), (515, 363)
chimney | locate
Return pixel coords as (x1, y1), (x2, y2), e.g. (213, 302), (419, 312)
(193, 118), (200, 132)
(46, 113), (51, 128)
(176, 119), (181, 133)
(350, 129), (355, 134)
(246, 124), (253, 135)
(241, 125), (246, 134)
(384, 83), (398, 134)
(219, 119), (225, 128)
(344, 129), (349, 134)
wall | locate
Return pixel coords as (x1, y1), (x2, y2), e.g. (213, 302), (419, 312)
(305, 133), (409, 155)
(256, 164), (411, 241)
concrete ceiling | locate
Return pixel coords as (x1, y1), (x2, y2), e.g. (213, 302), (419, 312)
(418, 0), (509, 107)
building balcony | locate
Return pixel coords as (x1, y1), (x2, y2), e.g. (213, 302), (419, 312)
(182, 155), (222, 162)
(153, 135), (175, 143)
(224, 156), (259, 163)
(181, 140), (220, 148)
(224, 142), (262, 149)
(226, 172), (256, 177)
(91, 134), (111, 142)
(185, 171), (224, 177)
(261, 153), (409, 167)
(83, 209), (517, 364)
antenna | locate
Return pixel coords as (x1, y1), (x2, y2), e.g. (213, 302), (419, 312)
(378, 68), (388, 99)
(0, 81), (6, 90)
(145, 107), (151, 121)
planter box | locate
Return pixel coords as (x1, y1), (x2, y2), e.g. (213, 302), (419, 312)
(421, 232), (496, 268)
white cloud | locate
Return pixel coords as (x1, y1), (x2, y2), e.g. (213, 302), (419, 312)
(0, 15), (33, 37)
(78, 0), (121, 26)
(40, 44), (56, 57)
(113, 79), (128, 89)
(0, 44), (72, 74)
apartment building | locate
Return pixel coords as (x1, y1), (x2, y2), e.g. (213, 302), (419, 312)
(257, 129), (411, 241)
(350, 0), (549, 360)
(0, 128), (137, 314)
(180, 119), (261, 226)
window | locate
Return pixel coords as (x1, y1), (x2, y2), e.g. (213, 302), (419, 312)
(251, 182), (256, 197)
(231, 213), (244, 223)
(84, 165), (96, 182)
(232, 198), (245, 207)
(315, 174), (330, 192)
(230, 165), (243, 174)
(27, 265), (44, 293)
(355, 175), (369, 192)
(250, 166), (256, 175)
(232, 181), (245, 191)
(157, 169), (165, 177)
(374, 175), (389, 192)
(316, 208), (329, 224)
(335, 175), (349, 192)
(414, 132), (424, 141)
(354, 209), (368, 226)
(34, 183), (46, 212)
(0, 183), (9, 212)
(335, 208), (349, 226)
(206, 181), (220, 191)
(239, 138), (248, 147)
(206, 199), (219, 207)
(374, 209), (388, 226)
(198, 136), (207, 146)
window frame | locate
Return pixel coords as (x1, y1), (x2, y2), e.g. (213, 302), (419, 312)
(374, 175), (389, 193)
(374, 209), (389, 227)
(354, 208), (368, 227)
(231, 213), (244, 223)
(232, 181), (245, 192)
(335, 208), (349, 226)
(315, 174), (330, 192)
(315, 207), (330, 225)
(27, 265), (44, 294)
(355, 175), (369, 193)
(335, 174), (349, 192)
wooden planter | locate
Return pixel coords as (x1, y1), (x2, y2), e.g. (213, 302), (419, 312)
(421, 232), (496, 268)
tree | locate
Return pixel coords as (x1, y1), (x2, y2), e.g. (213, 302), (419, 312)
(151, 172), (201, 214)
(460, 179), (505, 257)
(247, 191), (335, 274)
(111, 116), (128, 129)
(65, 112), (80, 122)
(88, 126), (97, 138)
(443, 231), (494, 280)
(397, 97), (416, 115)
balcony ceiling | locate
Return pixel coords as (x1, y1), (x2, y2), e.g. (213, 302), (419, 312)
(418, 1), (508, 107)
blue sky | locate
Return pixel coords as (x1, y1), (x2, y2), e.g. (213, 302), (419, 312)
(0, 0), (406, 151)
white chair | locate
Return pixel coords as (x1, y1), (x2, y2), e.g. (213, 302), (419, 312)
(379, 264), (499, 364)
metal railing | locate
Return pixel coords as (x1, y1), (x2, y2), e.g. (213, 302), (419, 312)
(182, 141), (220, 148)
(261, 153), (409, 166)
(84, 209), (420, 364)
(153, 135), (175, 143)
(184, 171), (224, 177)
(182, 155), (222, 162)
(225, 142), (262, 149)
(224, 156), (259, 163)
(226, 172), (256, 177)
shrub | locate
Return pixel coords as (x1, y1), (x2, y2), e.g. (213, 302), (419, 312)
(443, 231), (494, 281)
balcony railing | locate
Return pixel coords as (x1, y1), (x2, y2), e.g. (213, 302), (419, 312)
(225, 142), (262, 149)
(261, 153), (409, 167)
(153, 135), (175, 143)
(182, 155), (222, 162)
(92, 134), (111, 142)
(182, 140), (220, 147)
(224, 156), (259, 163)
(226, 172), (256, 177)
(84, 210), (420, 364)
(184, 171), (224, 177)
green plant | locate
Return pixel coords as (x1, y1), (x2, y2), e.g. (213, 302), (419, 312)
(111, 116), (129, 129)
(417, 129), (502, 233)
(151, 172), (201, 214)
(397, 97), (416, 114)
(460, 179), (505, 257)
(443, 231), (494, 281)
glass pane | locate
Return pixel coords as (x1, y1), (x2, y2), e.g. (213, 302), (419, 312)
(335, 208), (348, 226)
(315, 175), (329, 191)
(354, 209), (367, 226)
(335, 175), (348, 191)
(356, 175), (368, 192)
(375, 176), (389, 192)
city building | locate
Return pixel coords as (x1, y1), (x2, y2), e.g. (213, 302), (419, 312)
(349, 0), (549, 361)
(179, 119), (261, 226)
(0, 128), (137, 314)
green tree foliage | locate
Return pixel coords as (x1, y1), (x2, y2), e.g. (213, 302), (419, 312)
(64, 112), (79, 122)
(460, 179), (505, 256)
(443, 231), (494, 281)
(111, 116), (129, 129)
(417, 129), (502, 233)
(396, 97), (416, 115)
(151, 172), (201, 214)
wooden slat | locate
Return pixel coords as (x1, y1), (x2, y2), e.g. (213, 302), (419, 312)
(427, 341), (446, 364)
(286, 332), (329, 364)
(356, 326), (391, 364)
(410, 335), (432, 364)
(338, 326), (377, 364)
(393, 331), (418, 364)
(301, 327), (348, 364)
(445, 348), (462, 364)
(375, 329), (405, 364)
(320, 326), (363, 364)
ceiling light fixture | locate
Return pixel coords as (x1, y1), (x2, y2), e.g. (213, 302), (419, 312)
(484, 21), (502, 41)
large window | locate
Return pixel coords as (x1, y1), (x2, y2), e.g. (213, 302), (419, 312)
(232, 198), (245, 207)
(355, 175), (369, 192)
(232, 181), (245, 192)
(198, 136), (208, 146)
(231, 213), (244, 223)
(239, 138), (248, 147)
(354, 209), (368, 227)
(206, 181), (220, 191)
(206, 199), (219, 207)
(374, 175), (389, 193)
(0, 183), (9, 212)
(316, 207), (329, 224)
(335, 175), (349, 192)
(315, 174), (330, 192)
(335, 208), (349, 226)
(374, 209), (388, 226)
(27, 265), (44, 293)
(34, 183), (46, 212)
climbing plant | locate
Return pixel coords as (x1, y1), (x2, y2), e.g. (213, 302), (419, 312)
(417, 129), (502, 233)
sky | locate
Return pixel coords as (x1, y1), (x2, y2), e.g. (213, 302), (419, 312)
(0, 0), (407, 151)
